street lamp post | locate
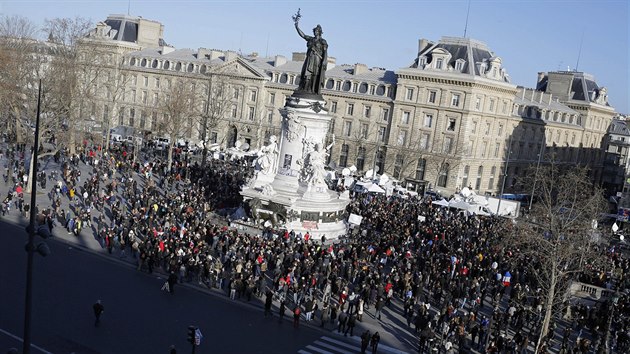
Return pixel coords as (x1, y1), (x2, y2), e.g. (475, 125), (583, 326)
(23, 80), (43, 354)
(497, 135), (513, 216)
(529, 136), (545, 211)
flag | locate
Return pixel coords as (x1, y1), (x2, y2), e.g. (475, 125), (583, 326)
(502, 271), (511, 287)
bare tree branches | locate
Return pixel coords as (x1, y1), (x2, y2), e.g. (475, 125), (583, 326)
(505, 163), (607, 351)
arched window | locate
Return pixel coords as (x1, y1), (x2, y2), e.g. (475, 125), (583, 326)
(141, 58), (147, 67)
(280, 73), (288, 84)
(164, 61), (170, 70)
(462, 165), (470, 188)
(130, 58), (136, 66)
(325, 79), (334, 90)
(475, 166), (483, 190)
(359, 83), (368, 94)
(187, 63), (194, 73)
(437, 163), (449, 187)
(152, 59), (158, 69)
(175, 62), (182, 71)
(415, 159), (426, 180)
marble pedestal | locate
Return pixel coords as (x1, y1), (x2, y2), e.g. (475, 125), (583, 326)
(241, 95), (349, 241)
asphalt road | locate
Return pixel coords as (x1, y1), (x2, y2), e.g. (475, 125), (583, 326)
(0, 220), (330, 354)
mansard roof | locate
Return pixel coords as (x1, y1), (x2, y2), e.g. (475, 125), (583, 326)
(536, 71), (611, 107)
(408, 36), (511, 83)
(608, 119), (630, 136)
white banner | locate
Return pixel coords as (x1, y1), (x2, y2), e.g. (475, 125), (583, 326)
(348, 213), (363, 225)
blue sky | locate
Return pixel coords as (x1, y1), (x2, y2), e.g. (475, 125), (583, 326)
(2, 0), (628, 113)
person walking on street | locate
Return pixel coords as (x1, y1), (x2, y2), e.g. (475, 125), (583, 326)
(93, 300), (104, 327)
(375, 297), (384, 320)
(371, 332), (380, 353)
(264, 290), (273, 317)
(360, 330), (371, 353)
(167, 272), (178, 295)
(337, 310), (348, 334)
(345, 312), (357, 337)
(320, 303), (330, 328)
(279, 300), (286, 323)
(293, 305), (301, 328)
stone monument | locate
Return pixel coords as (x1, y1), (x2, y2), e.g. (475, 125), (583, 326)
(240, 10), (349, 241)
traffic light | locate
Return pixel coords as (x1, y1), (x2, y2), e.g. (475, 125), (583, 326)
(24, 222), (51, 257)
(187, 325), (196, 344)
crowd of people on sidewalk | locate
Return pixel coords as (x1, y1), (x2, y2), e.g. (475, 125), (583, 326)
(2, 140), (629, 353)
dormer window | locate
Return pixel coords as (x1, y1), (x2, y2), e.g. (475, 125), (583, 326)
(455, 59), (465, 72)
(436, 58), (444, 70)
(418, 56), (427, 67)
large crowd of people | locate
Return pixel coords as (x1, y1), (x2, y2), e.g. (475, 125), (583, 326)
(3, 140), (629, 353)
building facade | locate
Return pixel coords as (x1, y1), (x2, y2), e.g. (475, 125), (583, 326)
(78, 15), (618, 196)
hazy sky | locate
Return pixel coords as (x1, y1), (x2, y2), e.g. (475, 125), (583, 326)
(2, 0), (628, 113)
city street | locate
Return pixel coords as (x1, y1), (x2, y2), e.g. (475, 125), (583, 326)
(0, 153), (415, 354)
(1, 219), (335, 354)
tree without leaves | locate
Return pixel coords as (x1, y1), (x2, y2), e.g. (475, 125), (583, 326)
(504, 161), (607, 351)
(198, 72), (233, 169)
(40, 17), (94, 155)
(159, 77), (203, 171)
(0, 15), (42, 146)
(423, 133), (466, 191)
(342, 121), (381, 173)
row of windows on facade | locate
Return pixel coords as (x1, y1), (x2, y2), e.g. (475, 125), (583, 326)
(120, 74), (264, 103)
(127, 57), (218, 75)
(518, 105), (581, 125)
(269, 71), (395, 98)
(403, 87), (510, 113)
(125, 55), (397, 100)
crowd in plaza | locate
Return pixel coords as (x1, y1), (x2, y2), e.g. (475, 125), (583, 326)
(2, 140), (630, 353)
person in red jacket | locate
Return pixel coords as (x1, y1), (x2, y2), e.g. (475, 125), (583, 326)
(293, 305), (301, 328)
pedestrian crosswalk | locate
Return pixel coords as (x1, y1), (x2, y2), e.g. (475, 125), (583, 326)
(297, 335), (408, 354)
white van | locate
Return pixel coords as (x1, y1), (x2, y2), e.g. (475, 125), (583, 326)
(153, 137), (171, 150)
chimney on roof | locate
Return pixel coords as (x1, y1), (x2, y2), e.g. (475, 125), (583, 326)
(274, 55), (287, 67)
(292, 52), (306, 62)
(224, 50), (238, 62)
(327, 56), (336, 69)
(208, 49), (223, 60)
(418, 38), (430, 53)
(353, 63), (368, 75)
(197, 48), (210, 59)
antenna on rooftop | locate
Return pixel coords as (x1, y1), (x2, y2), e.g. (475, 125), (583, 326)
(127, 0), (131, 15)
(463, 0), (472, 38)
(239, 32), (243, 56)
(265, 33), (270, 58)
(575, 30), (584, 72)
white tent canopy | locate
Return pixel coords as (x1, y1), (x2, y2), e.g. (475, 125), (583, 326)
(449, 200), (472, 211)
(366, 183), (386, 194)
(432, 199), (450, 207)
